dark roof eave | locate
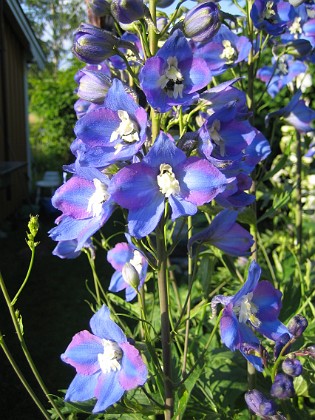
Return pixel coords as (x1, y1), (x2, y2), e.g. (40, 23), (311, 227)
(5, 0), (46, 70)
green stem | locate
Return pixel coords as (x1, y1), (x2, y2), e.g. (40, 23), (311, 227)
(182, 216), (193, 376)
(157, 221), (173, 420)
(0, 273), (65, 419)
(11, 245), (35, 306)
(0, 334), (51, 419)
(86, 250), (102, 306)
(295, 131), (302, 262)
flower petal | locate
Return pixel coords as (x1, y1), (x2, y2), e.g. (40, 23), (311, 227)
(90, 305), (127, 343)
(93, 371), (125, 413)
(119, 342), (148, 390)
(65, 372), (99, 402)
(61, 330), (103, 375)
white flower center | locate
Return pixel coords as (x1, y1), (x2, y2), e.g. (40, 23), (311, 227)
(209, 119), (225, 156)
(98, 339), (123, 374)
(87, 178), (110, 217)
(158, 57), (184, 99)
(220, 40), (237, 64)
(277, 58), (288, 75)
(235, 292), (261, 328)
(263, 2), (276, 20)
(289, 17), (302, 38)
(110, 110), (140, 154)
(157, 163), (180, 197)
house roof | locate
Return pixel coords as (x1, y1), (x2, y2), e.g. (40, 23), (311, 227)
(4, 0), (46, 69)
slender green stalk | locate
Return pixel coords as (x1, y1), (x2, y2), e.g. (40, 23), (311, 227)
(11, 245), (35, 306)
(295, 131), (302, 262)
(86, 250), (102, 306)
(0, 334), (51, 419)
(182, 216), (193, 376)
(156, 221), (173, 420)
(0, 273), (65, 419)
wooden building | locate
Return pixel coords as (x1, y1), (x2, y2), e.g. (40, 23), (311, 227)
(0, 0), (45, 221)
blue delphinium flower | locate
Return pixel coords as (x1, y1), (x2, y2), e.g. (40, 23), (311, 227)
(109, 132), (228, 238)
(74, 78), (148, 168)
(61, 305), (147, 413)
(107, 239), (148, 301)
(211, 261), (289, 371)
(257, 55), (306, 98)
(139, 29), (211, 113)
(251, 0), (295, 36)
(188, 209), (254, 257)
(265, 89), (315, 132)
(49, 165), (115, 253)
(194, 25), (251, 77)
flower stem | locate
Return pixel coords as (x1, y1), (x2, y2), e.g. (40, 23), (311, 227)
(295, 131), (302, 262)
(0, 334), (51, 419)
(0, 273), (66, 419)
(11, 245), (35, 306)
(157, 221), (173, 419)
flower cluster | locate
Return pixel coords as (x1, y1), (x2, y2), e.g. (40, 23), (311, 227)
(50, 0), (314, 415)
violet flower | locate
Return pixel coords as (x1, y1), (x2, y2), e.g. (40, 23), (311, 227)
(265, 89), (315, 133)
(109, 132), (228, 238)
(251, 0), (295, 36)
(61, 305), (147, 413)
(49, 165), (115, 253)
(107, 240), (148, 301)
(139, 29), (211, 113)
(211, 261), (290, 371)
(188, 209), (254, 257)
(74, 78), (148, 168)
(271, 373), (295, 399)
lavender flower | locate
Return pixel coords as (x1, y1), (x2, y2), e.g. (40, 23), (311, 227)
(251, 0), (295, 36)
(282, 357), (303, 377)
(61, 305), (147, 413)
(107, 240), (148, 301)
(139, 29), (211, 112)
(109, 132), (228, 238)
(212, 261), (290, 371)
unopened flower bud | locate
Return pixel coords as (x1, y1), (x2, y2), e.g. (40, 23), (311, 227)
(245, 389), (277, 417)
(273, 39), (312, 58)
(282, 357), (303, 377)
(73, 23), (119, 64)
(157, 0), (176, 8)
(28, 215), (39, 238)
(271, 373), (295, 399)
(77, 70), (112, 103)
(182, 1), (221, 44)
(122, 262), (140, 290)
(111, 0), (145, 24)
(88, 0), (110, 17)
(287, 314), (308, 337)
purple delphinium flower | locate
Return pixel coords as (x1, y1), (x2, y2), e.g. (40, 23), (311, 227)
(193, 25), (251, 77)
(107, 240), (148, 301)
(257, 55), (307, 98)
(245, 389), (277, 417)
(109, 33), (143, 70)
(265, 90), (315, 133)
(74, 79), (148, 168)
(139, 29), (211, 113)
(109, 132), (228, 238)
(211, 261), (289, 371)
(271, 373), (295, 399)
(251, 0), (295, 36)
(188, 209), (254, 257)
(287, 313), (308, 337)
(49, 165), (115, 253)
(61, 305), (147, 413)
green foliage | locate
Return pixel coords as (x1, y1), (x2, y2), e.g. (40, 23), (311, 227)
(28, 62), (81, 178)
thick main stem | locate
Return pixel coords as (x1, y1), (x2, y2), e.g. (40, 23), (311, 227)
(157, 223), (173, 419)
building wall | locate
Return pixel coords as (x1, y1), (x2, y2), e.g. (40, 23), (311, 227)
(0, 17), (29, 220)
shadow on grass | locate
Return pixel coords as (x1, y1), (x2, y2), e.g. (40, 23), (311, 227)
(0, 204), (122, 419)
